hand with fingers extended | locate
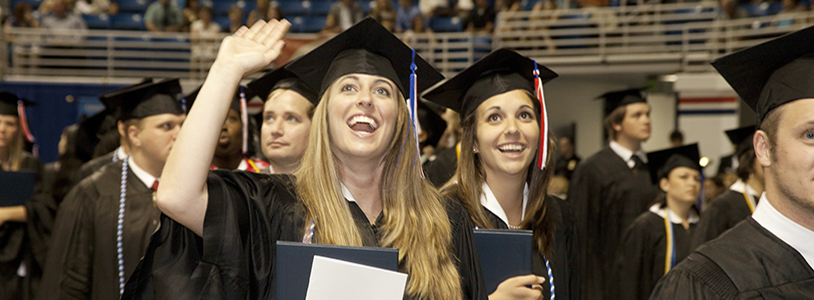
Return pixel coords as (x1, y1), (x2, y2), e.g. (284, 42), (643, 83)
(215, 19), (291, 76)
(489, 274), (546, 300)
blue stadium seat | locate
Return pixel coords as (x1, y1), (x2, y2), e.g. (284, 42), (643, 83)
(360, 0), (373, 14)
(214, 16), (231, 30)
(117, 0), (148, 13)
(212, 0), (235, 16)
(300, 16), (325, 32)
(429, 17), (463, 32)
(310, 1), (331, 15)
(83, 14), (111, 29)
(112, 13), (145, 30)
(276, 1), (308, 16)
(10, 0), (43, 9)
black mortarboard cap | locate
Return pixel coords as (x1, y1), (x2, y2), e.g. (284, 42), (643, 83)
(248, 66), (318, 105)
(647, 143), (701, 184)
(422, 48), (557, 118)
(417, 99), (447, 148)
(596, 88), (647, 117)
(100, 78), (184, 121)
(712, 25), (814, 124)
(0, 92), (35, 116)
(725, 125), (756, 157)
(185, 84), (257, 113)
(285, 17), (444, 100)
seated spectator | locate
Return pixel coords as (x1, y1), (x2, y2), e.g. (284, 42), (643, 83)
(402, 13), (434, 44)
(464, 0), (495, 32)
(182, 0), (201, 32)
(396, 0), (422, 33)
(74, 0), (118, 15)
(41, 0), (87, 44)
(144, 0), (184, 32)
(669, 130), (684, 147)
(227, 5), (244, 33)
(495, 0), (521, 12)
(324, 0), (363, 33)
(4, 3), (41, 53)
(247, 0), (269, 26)
(419, 0), (454, 17)
(775, 0), (806, 26)
(266, 6), (284, 21)
(190, 6), (221, 60)
(719, 0), (747, 20)
(369, 0), (396, 31)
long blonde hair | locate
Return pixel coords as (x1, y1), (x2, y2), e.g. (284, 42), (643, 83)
(1, 116), (25, 171)
(295, 82), (462, 300)
(442, 91), (556, 257)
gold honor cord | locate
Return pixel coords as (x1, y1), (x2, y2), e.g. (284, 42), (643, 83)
(663, 208), (676, 275)
(742, 191), (756, 213)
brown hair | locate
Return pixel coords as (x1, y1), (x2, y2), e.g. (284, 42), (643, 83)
(604, 105), (627, 141)
(295, 85), (462, 300)
(736, 147), (756, 181)
(4, 117), (25, 171)
(442, 90), (556, 257)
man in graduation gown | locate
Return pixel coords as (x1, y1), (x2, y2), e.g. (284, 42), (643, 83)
(186, 85), (269, 173)
(650, 25), (814, 299)
(690, 126), (762, 250)
(37, 79), (186, 300)
(567, 89), (660, 300)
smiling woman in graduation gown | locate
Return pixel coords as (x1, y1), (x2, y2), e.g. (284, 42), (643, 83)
(423, 48), (579, 300)
(615, 144), (702, 300)
(124, 18), (486, 300)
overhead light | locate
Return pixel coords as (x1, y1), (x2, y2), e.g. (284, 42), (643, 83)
(699, 157), (709, 168)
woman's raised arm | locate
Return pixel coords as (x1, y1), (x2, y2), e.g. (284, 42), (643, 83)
(156, 20), (290, 236)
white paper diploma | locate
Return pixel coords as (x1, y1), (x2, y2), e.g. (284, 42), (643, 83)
(304, 255), (408, 300)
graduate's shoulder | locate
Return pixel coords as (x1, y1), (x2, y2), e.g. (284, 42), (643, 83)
(573, 147), (622, 175)
(19, 151), (42, 170)
(627, 210), (664, 233)
(208, 169), (300, 204)
(547, 194), (577, 229)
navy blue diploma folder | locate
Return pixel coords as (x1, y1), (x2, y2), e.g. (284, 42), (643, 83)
(0, 171), (36, 207)
(474, 229), (533, 294)
(276, 241), (399, 300)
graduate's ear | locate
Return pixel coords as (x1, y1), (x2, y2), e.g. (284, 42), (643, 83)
(126, 121), (142, 148)
(659, 177), (670, 193)
(117, 121), (126, 138)
(611, 122), (623, 135)
(754, 130), (772, 168)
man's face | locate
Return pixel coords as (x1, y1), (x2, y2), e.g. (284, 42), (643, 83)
(615, 102), (651, 142)
(131, 113), (185, 166)
(215, 109), (243, 158)
(762, 99), (814, 213)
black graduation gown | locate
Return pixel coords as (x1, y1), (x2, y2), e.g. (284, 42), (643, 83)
(478, 195), (579, 300)
(553, 155), (581, 180)
(615, 210), (696, 300)
(123, 171), (487, 300)
(74, 150), (116, 184)
(566, 147), (659, 300)
(690, 190), (756, 250)
(423, 146), (458, 188)
(650, 217), (814, 299)
(1, 152), (56, 300)
(37, 160), (160, 300)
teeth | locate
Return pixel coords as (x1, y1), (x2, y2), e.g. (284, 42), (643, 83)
(499, 144), (524, 151)
(347, 115), (378, 130)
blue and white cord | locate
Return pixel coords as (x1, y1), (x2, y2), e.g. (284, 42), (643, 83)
(117, 155), (130, 297)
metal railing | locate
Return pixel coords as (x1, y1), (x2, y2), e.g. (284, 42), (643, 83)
(2, 3), (814, 80)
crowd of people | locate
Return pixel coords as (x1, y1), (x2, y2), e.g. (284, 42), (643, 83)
(1, 15), (814, 300)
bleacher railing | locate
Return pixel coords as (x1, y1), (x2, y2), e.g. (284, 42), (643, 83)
(2, 3), (814, 80)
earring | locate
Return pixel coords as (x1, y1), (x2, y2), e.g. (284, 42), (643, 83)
(473, 147), (478, 153)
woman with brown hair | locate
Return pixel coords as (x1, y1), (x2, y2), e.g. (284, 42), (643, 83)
(424, 48), (579, 300)
(124, 18), (486, 300)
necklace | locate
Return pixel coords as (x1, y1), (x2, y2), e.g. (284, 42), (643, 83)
(508, 224), (523, 230)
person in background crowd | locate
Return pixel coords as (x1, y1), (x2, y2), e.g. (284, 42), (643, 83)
(4, 3), (40, 35)
(227, 5), (244, 33)
(42, 125), (83, 205)
(616, 144), (701, 300)
(395, 0), (422, 33)
(266, 5), (283, 21)
(247, 67), (318, 174)
(669, 130), (684, 147)
(38, 79), (186, 300)
(464, 0), (495, 32)
(144, 0), (183, 32)
(40, 0), (87, 44)
(181, 0), (200, 32)
(691, 127), (763, 250)
(652, 24), (814, 299)
(190, 6), (222, 60)
(0, 92), (53, 300)
(701, 175), (726, 208)
(325, 0), (364, 33)
(553, 135), (580, 181)
(369, 0), (396, 31)
(426, 47), (579, 300)
(568, 88), (659, 300)
(73, 0), (118, 15)
(419, 0), (454, 17)
(246, 0), (269, 26)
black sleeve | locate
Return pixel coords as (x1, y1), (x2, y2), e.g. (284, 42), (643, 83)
(690, 200), (729, 251)
(566, 162), (603, 300)
(58, 184), (98, 300)
(615, 216), (655, 300)
(446, 200), (488, 300)
(558, 197), (581, 300)
(649, 255), (737, 300)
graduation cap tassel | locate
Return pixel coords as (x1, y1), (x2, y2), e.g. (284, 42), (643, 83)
(180, 96), (187, 113)
(409, 49), (424, 178)
(533, 61), (549, 170)
(239, 86), (248, 156)
(17, 100), (35, 143)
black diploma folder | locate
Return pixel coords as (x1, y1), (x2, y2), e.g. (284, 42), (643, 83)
(0, 171), (36, 207)
(474, 229), (533, 294)
(276, 241), (399, 300)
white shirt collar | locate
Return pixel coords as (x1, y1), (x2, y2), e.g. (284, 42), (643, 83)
(341, 183), (355, 202)
(127, 156), (157, 189)
(752, 193), (814, 269)
(479, 181), (529, 226)
(116, 146), (128, 161)
(609, 140), (647, 169)
(237, 159), (248, 171)
(649, 203), (699, 224)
